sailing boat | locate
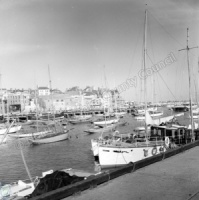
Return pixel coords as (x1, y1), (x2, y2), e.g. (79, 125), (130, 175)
(68, 92), (92, 124)
(9, 87), (50, 139)
(28, 67), (69, 144)
(28, 124), (69, 144)
(93, 89), (120, 126)
(96, 8), (166, 168)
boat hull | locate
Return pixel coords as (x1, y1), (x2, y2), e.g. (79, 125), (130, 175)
(150, 111), (164, 118)
(69, 118), (92, 124)
(93, 118), (119, 126)
(28, 132), (68, 144)
(8, 130), (51, 138)
(98, 144), (165, 168)
(85, 124), (116, 134)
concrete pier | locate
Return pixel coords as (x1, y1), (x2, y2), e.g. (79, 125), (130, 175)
(63, 147), (199, 200)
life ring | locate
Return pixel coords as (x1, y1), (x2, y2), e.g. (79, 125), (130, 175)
(165, 137), (170, 147)
(152, 147), (157, 155)
(159, 146), (164, 152)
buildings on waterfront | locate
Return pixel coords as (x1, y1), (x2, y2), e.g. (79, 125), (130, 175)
(0, 86), (191, 115)
(0, 86), (126, 114)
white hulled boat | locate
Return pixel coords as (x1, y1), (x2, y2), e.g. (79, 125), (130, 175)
(28, 131), (68, 144)
(93, 118), (119, 126)
(98, 140), (166, 168)
(149, 110), (164, 118)
(85, 124), (116, 134)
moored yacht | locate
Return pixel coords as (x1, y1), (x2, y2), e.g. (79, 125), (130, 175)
(98, 139), (166, 168)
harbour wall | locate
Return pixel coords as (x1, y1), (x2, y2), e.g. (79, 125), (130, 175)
(24, 140), (199, 200)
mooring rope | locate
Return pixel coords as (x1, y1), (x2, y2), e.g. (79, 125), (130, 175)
(17, 131), (33, 184)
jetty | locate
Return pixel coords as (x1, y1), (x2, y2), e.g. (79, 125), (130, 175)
(64, 146), (199, 200)
(21, 140), (199, 200)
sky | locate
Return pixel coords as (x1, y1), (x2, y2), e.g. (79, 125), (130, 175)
(0, 0), (198, 102)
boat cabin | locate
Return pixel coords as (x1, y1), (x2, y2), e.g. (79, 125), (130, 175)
(150, 125), (192, 145)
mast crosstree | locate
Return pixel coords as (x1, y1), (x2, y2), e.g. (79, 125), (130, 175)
(179, 28), (198, 141)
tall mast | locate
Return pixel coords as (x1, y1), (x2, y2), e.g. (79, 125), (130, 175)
(144, 7), (148, 138)
(179, 28), (198, 141)
(48, 65), (55, 121)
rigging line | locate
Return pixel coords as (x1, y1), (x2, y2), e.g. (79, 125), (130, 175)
(140, 57), (144, 103)
(190, 60), (197, 103)
(186, 190), (199, 200)
(127, 23), (144, 78)
(174, 51), (180, 100)
(147, 10), (182, 47)
(18, 137), (33, 183)
(157, 71), (176, 101)
(147, 10), (182, 48)
(147, 16), (156, 62)
(155, 73), (162, 102)
(148, 10), (198, 58)
(148, 16), (156, 104)
(140, 26), (145, 104)
(180, 51), (189, 101)
(146, 53), (176, 101)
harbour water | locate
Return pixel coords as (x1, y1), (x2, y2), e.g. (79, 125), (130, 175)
(0, 108), (191, 183)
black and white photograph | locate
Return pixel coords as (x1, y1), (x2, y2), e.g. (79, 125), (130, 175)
(0, 0), (198, 199)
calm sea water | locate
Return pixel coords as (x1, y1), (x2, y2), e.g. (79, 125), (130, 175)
(0, 108), (191, 183)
